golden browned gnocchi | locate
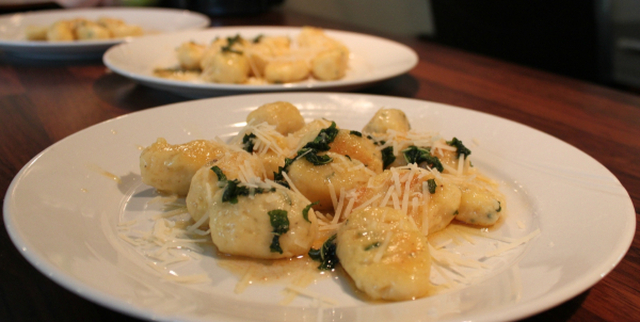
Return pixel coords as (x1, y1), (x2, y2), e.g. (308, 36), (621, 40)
(352, 167), (462, 235)
(455, 182), (504, 226)
(46, 21), (75, 42)
(138, 102), (507, 303)
(208, 184), (318, 259)
(98, 17), (143, 38)
(176, 42), (206, 70)
(156, 27), (349, 84)
(246, 101), (305, 135)
(328, 129), (383, 174)
(75, 21), (111, 40)
(26, 16), (143, 41)
(311, 47), (349, 81)
(287, 152), (374, 212)
(362, 108), (411, 135)
(186, 150), (266, 225)
(336, 206), (431, 300)
(264, 59), (310, 83)
(139, 138), (228, 196)
(201, 51), (251, 84)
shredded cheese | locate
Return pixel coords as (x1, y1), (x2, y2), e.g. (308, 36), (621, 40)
(484, 229), (541, 257)
(283, 285), (339, 306)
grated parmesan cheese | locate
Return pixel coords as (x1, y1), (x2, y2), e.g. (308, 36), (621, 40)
(484, 229), (541, 257)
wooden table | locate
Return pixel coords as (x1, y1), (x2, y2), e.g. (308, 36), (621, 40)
(1, 7), (638, 322)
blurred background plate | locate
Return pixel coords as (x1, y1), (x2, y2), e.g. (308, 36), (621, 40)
(103, 26), (419, 97)
(0, 7), (210, 59)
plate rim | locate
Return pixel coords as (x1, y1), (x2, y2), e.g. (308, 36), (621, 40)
(102, 26), (419, 95)
(3, 92), (636, 322)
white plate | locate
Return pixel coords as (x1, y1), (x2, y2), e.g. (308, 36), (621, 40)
(103, 27), (419, 98)
(4, 93), (635, 322)
(0, 7), (210, 59)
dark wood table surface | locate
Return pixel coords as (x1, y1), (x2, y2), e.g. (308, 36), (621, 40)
(1, 6), (638, 322)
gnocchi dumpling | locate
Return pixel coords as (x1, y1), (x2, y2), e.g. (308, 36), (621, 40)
(336, 206), (432, 300)
(311, 47), (348, 81)
(208, 185), (319, 259)
(455, 182), (504, 226)
(362, 108), (411, 135)
(139, 138), (228, 196)
(176, 41), (206, 70)
(26, 16), (142, 41)
(328, 129), (383, 174)
(201, 51), (251, 84)
(287, 152), (374, 212)
(160, 28), (349, 84)
(352, 167), (462, 235)
(75, 21), (111, 40)
(264, 59), (310, 84)
(186, 150), (266, 225)
(46, 21), (75, 41)
(246, 101), (305, 136)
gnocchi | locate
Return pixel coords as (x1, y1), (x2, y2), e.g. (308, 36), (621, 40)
(156, 27), (350, 84)
(26, 17), (143, 41)
(138, 101), (506, 302)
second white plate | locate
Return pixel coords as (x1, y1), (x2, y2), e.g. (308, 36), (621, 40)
(103, 26), (419, 97)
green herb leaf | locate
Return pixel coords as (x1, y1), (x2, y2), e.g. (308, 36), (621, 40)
(221, 179), (275, 204)
(210, 166), (227, 181)
(402, 145), (444, 172)
(427, 178), (437, 194)
(308, 234), (339, 270)
(270, 235), (283, 254)
(349, 130), (362, 137)
(253, 34), (263, 43)
(446, 137), (471, 158)
(268, 209), (289, 235)
(221, 34), (243, 54)
(300, 148), (333, 165)
(367, 135), (386, 146)
(272, 122), (340, 185)
(242, 133), (257, 153)
(302, 201), (319, 223)
(381, 146), (396, 169)
(221, 47), (243, 54)
(273, 157), (294, 189)
(302, 121), (338, 152)
(221, 179), (241, 204)
(268, 209), (289, 254)
(364, 241), (380, 251)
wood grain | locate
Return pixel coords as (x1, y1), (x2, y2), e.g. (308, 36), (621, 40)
(0, 8), (638, 322)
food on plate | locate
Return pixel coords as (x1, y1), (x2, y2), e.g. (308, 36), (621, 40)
(351, 167), (463, 234)
(139, 138), (228, 196)
(336, 206), (431, 301)
(138, 102), (506, 301)
(207, 179), (318, 259)
(246, 101), (305, 135)
(155, 27), (350, 84)
(25, 17), (143, 41)
(185, 148), (266, 225)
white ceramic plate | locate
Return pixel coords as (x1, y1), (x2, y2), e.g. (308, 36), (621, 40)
(4, 93), (635, 322)
(103, 27), (419, 98)
(0, 7), (210, 59)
